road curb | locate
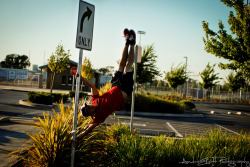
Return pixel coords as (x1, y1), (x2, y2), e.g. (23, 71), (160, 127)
(18, 100), (56, 109)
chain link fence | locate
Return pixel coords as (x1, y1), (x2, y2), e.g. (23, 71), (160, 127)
(137, 85), (250, 100)
(0, 78), (46, 88)
(0, 68), (46, 88)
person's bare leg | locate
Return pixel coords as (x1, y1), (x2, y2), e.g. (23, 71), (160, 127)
(124, 45), (135, 72)
(118, 45), (129, 72)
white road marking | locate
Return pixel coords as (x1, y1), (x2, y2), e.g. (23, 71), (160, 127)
(121, 122), (146, 127)
(236, 112), (242, 115)
(166, 122), (183, 138)
(113, 116), (142, 120)
(215, 124), (240, 135)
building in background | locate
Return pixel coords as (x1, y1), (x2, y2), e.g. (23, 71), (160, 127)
(100, 76), (112, 86)
(39, 60), (101, 91)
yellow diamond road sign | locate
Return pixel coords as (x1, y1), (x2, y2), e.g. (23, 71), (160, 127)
(76, 1), (95, 50)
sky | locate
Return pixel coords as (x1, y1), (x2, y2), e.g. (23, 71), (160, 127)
(0, 0), (237, 84)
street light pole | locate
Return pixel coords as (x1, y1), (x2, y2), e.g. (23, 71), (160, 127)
(137, 30), (146, 45)
(130, 45), (138, 132)
(130, 31), (145, 132)
(183, 57), (187, 98)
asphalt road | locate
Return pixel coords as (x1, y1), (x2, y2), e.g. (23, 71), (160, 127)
(1, 89), (250, 138)
(0, 89), (46, 117)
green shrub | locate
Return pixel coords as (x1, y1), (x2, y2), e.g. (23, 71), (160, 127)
(180, 100), (196, 110)
(69, 90), (88, 98)
(125, 93), (184, 114)
(69, 90), (75, 97)
(28, 91), (53, 105)
(27, 92), (69, 105)
(52, 92), (69, 103)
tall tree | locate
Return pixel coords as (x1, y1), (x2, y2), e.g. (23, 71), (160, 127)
(136, 44), (161, 84)
(199, 63), (220, 98)
(48, 43), (70, 93)
(0, 54), (30, 69)
(81, 57), (94, 80)
(225, 71), (245, 101)
(202, 0), (250, 81)
(97, 66), (114, 76)
(165, 63), (187, 92)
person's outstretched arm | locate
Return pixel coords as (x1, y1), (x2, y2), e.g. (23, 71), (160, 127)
(77, 74), (98, 96)
(77, 123), (99, 139)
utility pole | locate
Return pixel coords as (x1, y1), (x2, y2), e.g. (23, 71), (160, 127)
(43, 51), (46, 65)
(137, 30), (146, 45)
(130, 45), (138, 132)
(183, 57), (187, 98)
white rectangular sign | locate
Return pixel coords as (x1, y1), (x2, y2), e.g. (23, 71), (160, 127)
(17, 71), (27, 80)
(75, 1), (95, 50)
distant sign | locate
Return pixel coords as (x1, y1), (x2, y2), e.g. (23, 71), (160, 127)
(70, 67), (77, 75)
(9, 71), (16, 80)
(75, 1), (95, 50)
(17, 71), (27, 80)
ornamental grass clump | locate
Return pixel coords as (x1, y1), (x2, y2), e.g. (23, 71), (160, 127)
(98, 81), (112, 96)
(10, 100), (105, 167)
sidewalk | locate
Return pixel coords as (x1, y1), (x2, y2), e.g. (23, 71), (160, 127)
(0, 85), (70, 94)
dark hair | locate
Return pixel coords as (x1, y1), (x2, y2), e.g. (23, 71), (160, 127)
(81, 103), (90, 117)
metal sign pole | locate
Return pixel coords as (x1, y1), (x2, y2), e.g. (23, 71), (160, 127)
(72, 75), (75, 91)
(71, 49), (83, 167)
(130, 45), (138, 132)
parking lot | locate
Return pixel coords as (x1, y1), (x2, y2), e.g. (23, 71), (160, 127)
(105, 102), (250, 138)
